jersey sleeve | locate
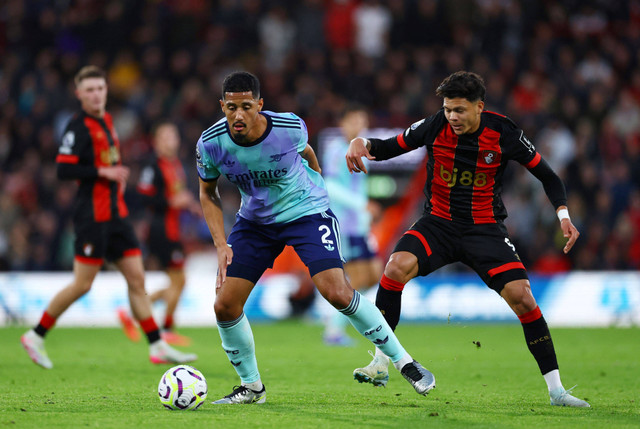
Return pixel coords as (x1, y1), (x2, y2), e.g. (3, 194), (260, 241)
(56, 118), (99, 180)
(196, 137), (220, 181)
(369, 111), (442, 161)
(293, 114), (309, 152)
(501, 118), (539, 167)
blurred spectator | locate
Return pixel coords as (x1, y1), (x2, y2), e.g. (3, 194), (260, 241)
(353, 0), (392, 59)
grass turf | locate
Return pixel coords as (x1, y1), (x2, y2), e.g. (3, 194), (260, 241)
(1, 322), (638, 428)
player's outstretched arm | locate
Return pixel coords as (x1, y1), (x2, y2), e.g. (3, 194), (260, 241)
(557, 206), (580, 254)
(346, 137), (375, 174)
(199, 177), (233, 287)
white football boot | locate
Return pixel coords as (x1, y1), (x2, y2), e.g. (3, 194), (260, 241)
(21, 329), (53, 369)
(353, 350), (390, 387)
(549, 386), (590, 407)
(149, 340), (197, 364)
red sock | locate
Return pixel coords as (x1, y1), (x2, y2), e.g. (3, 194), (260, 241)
(139, 317), (159, 334)
(40, 311), (57, 329)
(518, 306), (542, 323)
(380, 274), (406, 291)
(34, 311), (56, 337)
(163, 315), (174, 331)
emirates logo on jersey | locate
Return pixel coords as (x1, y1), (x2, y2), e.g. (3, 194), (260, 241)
(482, 150), (499, 164)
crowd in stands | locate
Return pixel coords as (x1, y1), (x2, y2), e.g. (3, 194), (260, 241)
(1, 0), (639, 272)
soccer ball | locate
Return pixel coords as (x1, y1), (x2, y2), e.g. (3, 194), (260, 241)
(158, 365), (208, 410)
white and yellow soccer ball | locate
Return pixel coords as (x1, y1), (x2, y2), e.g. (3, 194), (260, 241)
(158, 365), (208, 410)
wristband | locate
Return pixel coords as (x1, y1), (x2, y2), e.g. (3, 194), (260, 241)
(557, 208), (570, 222)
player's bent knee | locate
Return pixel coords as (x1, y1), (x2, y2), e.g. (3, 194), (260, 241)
(384, 255), (418, 284)
(73, 280), (94, 295)
(501, 280), (536, 312)
(321, 286), (352, 309)
(213, 299), (242, 321)
(126, 277), (146, 293)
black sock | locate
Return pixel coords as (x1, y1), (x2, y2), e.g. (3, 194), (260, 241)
(375, 286), (402, 331)
(34, 324), (48, 338)
(146, 330), (161, 344)
(521, 316), (559, 374)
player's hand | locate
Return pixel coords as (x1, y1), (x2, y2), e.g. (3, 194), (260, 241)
(346, 137), (375, 174)
(216, 244), (233, 290)
(98, 165), (130, 183)
(170, 191), (195, 209)
(560, 218), (580, 254)
(188, 200), (203, 217)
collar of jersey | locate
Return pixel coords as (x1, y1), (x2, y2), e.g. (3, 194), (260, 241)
(81, 109), (107, 123)
(228, 112), (273, 147)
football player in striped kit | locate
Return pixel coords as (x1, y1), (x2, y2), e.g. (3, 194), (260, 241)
(346, 71), (589, 408)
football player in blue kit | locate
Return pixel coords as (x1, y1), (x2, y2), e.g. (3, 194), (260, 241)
(197, 71), (435, 404)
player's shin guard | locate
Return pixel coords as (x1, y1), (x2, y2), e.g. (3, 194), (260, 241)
(376, 275), (405, 331)
(340, 291), (407, 362)
(217, 312), (260, 384)
(519, 306), (559, 374)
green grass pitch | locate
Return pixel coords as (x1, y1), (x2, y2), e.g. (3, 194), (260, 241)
(1, 322), (638, 428)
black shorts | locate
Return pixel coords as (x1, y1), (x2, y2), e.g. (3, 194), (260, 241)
(147, 228), (185, 269)
(74, 217), (141, 265)
(393, 214), (528, 293)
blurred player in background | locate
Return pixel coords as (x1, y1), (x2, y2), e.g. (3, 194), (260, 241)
(346, 71), (589, 407)
(20, 66), (197, 369)
(320, 104), (382, 346)
(127, 121), (201, 346)
(198, 71), (435, 404)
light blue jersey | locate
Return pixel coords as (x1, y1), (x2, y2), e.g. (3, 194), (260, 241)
(321, 135), (370, 236)
(196, 111), (330, 224)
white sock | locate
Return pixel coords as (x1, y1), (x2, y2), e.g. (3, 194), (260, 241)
(243, 380), (263, 392)
(392, 353), (414, 371)
(543, 369), (563, 392)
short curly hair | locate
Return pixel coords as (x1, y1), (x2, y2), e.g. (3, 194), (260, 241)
(436, 71), (486, 102)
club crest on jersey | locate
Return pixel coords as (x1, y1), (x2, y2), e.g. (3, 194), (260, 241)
(269, 153), (287, 162)
(482, 150), (499, 164)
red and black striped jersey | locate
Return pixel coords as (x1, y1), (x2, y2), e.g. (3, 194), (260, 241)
(56, 110), (129, 222)
(369, 109), (566, 224)
(137, 156), (188, 242)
